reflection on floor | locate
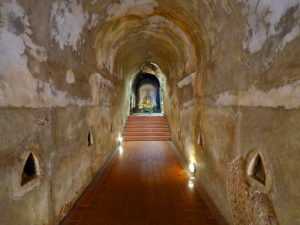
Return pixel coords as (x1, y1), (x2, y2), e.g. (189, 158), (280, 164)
(61, 141), (228, 225)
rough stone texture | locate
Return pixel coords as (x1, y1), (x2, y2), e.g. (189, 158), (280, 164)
(227, 157), (279, 225)
(0, 0), (300, 224)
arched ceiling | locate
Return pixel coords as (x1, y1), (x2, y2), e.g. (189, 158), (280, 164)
(95, 9), (203, 80)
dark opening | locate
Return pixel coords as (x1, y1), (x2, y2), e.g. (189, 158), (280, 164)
(251, 154), (266, 185)
(131, 72), (162, 114)
(21, 153), (37, 186)
(88, 130), (93, 146)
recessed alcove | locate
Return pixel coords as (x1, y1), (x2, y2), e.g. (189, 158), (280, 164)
(246, 151), (272, 192)
(249, 154), (266, 185)
(197, 133), (204, 148)
(21, 153), (38, 186)
(12, 147), (42, 197)
(88, 130), (94, 146)
(111, 123), (114, 133)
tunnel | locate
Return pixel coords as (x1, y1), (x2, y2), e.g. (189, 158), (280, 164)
(0, 0), (300, 225)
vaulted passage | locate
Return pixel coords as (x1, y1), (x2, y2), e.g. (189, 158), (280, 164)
(1, 0), (300, 225)
(62, 141), (227, 225)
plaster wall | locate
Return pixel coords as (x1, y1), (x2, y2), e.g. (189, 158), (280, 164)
(164, 1), (300, 225)
(0, 0), (300, 225)
(0, 1), (129, 224)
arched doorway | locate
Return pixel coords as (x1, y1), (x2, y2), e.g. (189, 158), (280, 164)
(130, 72), (162, 114)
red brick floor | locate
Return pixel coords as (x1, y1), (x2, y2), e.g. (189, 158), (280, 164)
(61, 141), (228, 225)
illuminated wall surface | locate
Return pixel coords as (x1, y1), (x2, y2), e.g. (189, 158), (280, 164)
(0, 0), (300, 224)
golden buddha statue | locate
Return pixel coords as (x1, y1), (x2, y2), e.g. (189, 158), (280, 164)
(141, 89), (152, 109)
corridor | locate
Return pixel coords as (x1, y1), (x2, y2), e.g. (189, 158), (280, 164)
(62, 141), (227, 225)
(1, 0), (299, 224)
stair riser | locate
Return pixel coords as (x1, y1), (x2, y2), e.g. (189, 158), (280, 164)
(128, 116), (165, 119)
(126, 122), (168, 126)
(124, 132), (170, 136)
(124, 116), (171, 142)
(126, 126), (169, 129)
(125, 128), (170, 132)
(124, 137), (171, 141)
(127, 118), (166, 121)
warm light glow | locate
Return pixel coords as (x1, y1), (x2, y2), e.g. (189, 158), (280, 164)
(188, 180), (194, 189)
(189, 163), (196, 174)
(190, 156), (196, 163)
(118, 136), (123, 143)
(119, 146), (123, 154)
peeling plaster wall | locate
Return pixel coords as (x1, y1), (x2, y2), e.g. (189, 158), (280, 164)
(0, 0), (128, 225)
(164, 1), (300, 225)
(0, 0), (300, 225)
(238, 0), (300, 53)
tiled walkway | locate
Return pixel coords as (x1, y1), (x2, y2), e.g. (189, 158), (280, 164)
(61, 141), (228, 225)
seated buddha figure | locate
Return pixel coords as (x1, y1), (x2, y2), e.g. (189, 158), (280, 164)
(143, 89), (152, 108)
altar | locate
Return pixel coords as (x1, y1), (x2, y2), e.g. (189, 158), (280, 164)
(139, 88), (155, 113)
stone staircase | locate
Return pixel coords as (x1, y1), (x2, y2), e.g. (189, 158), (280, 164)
(124, 115), (171, 141)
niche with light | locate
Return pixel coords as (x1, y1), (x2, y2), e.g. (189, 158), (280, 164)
(189, 163), (196, 174)
(118, 135), (123, 143)
(21, 152), (40, 186)
(88, 130), (94, 146)
(247, 153), (266, 186)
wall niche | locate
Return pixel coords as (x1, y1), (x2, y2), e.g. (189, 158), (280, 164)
(12, 144), (43, 197)
(248, 153), (266, 185)
(88, 130), (94, 146)
(197, 132), (204, 148)
(246, 150), (272, 193)
(21, 153), (38, 186)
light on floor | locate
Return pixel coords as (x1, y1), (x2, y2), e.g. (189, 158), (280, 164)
(119, 146), (123, 154)
(189, 163), (196, 174)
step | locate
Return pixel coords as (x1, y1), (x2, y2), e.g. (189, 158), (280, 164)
(124, 132), (170, 136)
(126, 121), (168, 125)
(124, 136), (171, 141)
(124, 115), (171, 142)
(128, 116), (165, 119)
(126, 124), (169, 128)
(125, 127), (170, 132)
(127, 118), (166, 122)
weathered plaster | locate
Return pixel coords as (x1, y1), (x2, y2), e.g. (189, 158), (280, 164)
(216, 80), (300, 109)
(66, 69), (75, 84)
(105, 0), (157, 21)
(50, 0), (88, 51)
(239, 0), (300, 53)
(88, 13), (99, 30)
(1, 1), (300, 225)
(89, 73), (114, 106)
(178, 73), (195, 88)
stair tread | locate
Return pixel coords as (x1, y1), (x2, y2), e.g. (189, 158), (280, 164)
(124, 115), (171, 142)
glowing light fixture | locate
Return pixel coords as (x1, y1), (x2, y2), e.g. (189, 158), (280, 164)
(118, 136), (123, 143)
(189, 163), (196, 174)
(188, 180), (194, 189)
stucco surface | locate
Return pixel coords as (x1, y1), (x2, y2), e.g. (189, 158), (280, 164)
(0, 0), (300, 224)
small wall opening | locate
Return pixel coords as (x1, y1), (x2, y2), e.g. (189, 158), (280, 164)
(197, 133), (204, 148)
(248, 154), (266, 185)
(21, 153), (38, 186)
(88, 130), (94, 146)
